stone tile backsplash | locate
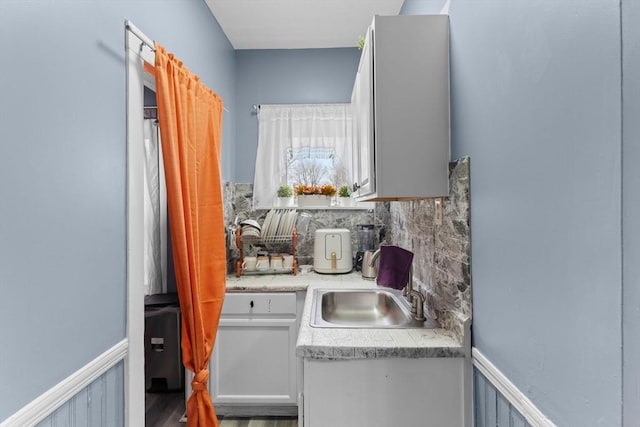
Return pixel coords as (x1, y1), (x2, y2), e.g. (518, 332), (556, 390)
(382, 157), (471, 342)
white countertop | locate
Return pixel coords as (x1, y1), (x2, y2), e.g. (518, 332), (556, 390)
(225, 270), (365, 292)
(226, 271), (467, 360)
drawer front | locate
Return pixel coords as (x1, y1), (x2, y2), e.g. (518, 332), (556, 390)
(222, 292), (297, 316)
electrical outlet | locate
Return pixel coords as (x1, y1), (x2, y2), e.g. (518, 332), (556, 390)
(434, 198), (443, 226)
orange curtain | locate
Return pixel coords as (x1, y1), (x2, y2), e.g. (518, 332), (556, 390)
(154, 43), (225, 427)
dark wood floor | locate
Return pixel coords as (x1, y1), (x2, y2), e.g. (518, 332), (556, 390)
(146, 392), (186, 427)
(145, 392), (297, 427)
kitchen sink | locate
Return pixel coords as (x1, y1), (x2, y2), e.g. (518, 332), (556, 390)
(310, 288), (427, 328)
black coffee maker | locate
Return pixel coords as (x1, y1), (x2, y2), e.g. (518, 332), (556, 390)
(354, 224), (378, 271)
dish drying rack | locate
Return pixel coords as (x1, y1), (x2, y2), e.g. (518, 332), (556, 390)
(235, 227), (298, 277)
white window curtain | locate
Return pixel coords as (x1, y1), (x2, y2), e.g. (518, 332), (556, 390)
(253, 103), (353, 209)
(143, 118), (167, 295)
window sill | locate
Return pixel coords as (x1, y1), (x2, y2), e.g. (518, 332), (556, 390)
(261, 202), (375, 211)
(293, 203), (375, 210)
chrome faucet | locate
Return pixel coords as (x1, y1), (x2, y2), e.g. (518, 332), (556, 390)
(407, 289), (426, 321)
(403, 265), (426, 321)
(402, 264), (413, 297)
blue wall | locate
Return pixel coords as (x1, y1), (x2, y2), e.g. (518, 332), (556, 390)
(0, 0), (235, 421)
(622, 0), (640, 424)
(234, 48), (361, 183)
(402, 1), (624, 425)
(449, 1), (622, 425)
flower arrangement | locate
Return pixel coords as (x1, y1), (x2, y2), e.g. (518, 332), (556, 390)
(294, 184), (337, 197)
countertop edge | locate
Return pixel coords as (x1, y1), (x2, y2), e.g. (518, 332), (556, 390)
(295, 345), (466, 360)
(225, 285), (308, 292)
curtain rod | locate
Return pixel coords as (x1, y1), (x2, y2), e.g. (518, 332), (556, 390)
(254, 103), (348, 110)
(125, 20), (155, 52)
(126, 20), (229, 113)
(146, 105), (230, 113)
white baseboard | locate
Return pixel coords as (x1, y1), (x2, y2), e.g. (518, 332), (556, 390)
(1, 339), (128, 427)
(472, 348), (556, 427)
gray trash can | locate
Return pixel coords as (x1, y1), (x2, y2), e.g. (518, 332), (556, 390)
(144, 304), (183, 392)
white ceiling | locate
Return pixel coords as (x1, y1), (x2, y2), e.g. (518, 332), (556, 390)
(205, 0), (405, 50)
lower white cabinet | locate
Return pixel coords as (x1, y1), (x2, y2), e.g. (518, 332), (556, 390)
(303, 357), (469, 427)
(211, 318), (296, 405)
(208, 292), (303, 416)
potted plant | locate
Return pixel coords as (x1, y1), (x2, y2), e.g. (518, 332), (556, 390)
(276, 184), (294, 207)
(337, 185), (353, 207)
(295, 184), (336, 207)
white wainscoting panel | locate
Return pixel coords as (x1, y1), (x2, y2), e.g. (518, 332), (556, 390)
(35, 362), (124, 427)
(472, 348), (556, 427)
(1, 339), (127, 427)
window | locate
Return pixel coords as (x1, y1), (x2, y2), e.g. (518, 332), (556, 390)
(286, 146), (351, 188)
(253, 104), (353, 209)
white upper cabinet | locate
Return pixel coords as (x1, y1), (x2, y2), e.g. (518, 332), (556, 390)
(351, 27), (375, 198)
(351, 15), (450, 201)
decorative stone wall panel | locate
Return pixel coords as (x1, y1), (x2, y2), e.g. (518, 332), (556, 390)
(384, 157), (471, 342)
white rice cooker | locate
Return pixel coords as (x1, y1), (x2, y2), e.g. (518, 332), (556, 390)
(313, 228), (352, 274)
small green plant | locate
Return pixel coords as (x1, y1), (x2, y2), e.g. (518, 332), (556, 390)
(338, 185), (350, 198)
(357, 36), (365, 51)
(277, 184), (293, 198)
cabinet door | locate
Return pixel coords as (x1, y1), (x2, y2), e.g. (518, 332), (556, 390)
(371, 15), (450, 200)
(350, 73), (361, 195)
(210, 317), (298, 405)
(353, 27), (375, 198)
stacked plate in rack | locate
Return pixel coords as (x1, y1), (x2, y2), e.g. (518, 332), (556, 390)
(261, 209), (298, 241)
(239, 219), (261, 241)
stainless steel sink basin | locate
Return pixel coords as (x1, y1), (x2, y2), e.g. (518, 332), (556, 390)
(310, 288), (427, 328)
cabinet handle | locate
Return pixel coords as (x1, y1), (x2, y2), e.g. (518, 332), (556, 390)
(352, 182), (360, 192)
(250, 300), (254, 308)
